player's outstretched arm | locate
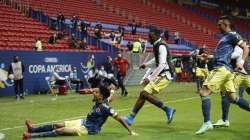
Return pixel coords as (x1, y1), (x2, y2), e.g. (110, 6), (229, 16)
(113, 115), (138, 136)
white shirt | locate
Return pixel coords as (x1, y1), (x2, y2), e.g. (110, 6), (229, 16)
(231, 46), (247, 74)
(144, 38), (172, 81)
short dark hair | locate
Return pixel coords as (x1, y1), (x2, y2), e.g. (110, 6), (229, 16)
(149, 27), (161, 37)
(219, 15), (231, 24)
(99, 84), (110, 99)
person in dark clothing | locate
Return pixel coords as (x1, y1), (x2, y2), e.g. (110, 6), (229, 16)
(113, 53), (130, 96)
(57, 12), (65, 31)
(118, 24), (125, 37)
(127, 41), (133, 51)
(79, 39), (88, 49)
(129, 20), (138, 35)
(8, 56), (25, 100)
(103, 56), (114, 76)
(80, 20), (90, 41)
(48, 33), (57, 44)
(94, 22), (102, 39)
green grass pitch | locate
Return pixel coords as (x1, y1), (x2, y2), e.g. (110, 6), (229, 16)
(0, 83), (250, 140)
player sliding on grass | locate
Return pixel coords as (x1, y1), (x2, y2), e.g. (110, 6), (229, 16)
(196, 16), (250, 134)
(214, 40), (250, 127)
(22, 84), (138, 140)
(123, 28), (176, 126)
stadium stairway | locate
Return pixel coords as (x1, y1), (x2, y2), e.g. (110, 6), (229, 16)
(125, 68), (149, 86)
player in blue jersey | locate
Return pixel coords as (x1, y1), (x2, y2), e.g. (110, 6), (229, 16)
(22, 85), (137, 140)
(213, 40), (250, 127)
(196, 16), (250, 134)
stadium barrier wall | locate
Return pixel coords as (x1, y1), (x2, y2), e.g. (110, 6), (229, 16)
(0, 50), (110, 96)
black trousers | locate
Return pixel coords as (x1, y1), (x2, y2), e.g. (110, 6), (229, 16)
(117, 72), (127, 95)
(14, 79), (23, 96)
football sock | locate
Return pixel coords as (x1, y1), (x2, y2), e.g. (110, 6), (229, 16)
(31, 124), (54, 133)
(235, 97), (250, 111)
(31, 130), (58, 138)
(239, 87), (244, 98)
(196, 79), (201, 91)
(149, 99), (170, 111)
(221, 95), (230, 121)
(201, 96), (211, 122)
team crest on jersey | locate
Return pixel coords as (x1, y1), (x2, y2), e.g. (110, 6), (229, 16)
(95, 107), (100, 112)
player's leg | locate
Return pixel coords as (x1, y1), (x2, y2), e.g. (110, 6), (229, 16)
(124, 76), (175, 125)
(239, 87), (244, 98)
(123, 90), (146, 125)
(195, 68), (201, 92)
(228, 74), (250, 111)
(117, 73), (125, 96)
(141, 91), (176, 123)
(25, 120), (64, 133)
(213, 93), (230, 127)
(19, 79), (24, 99)
(196, 85), (213, 134)
(23, 127), (79, 139)
(14, 80), (19, 100)
(227, 92), (250, 111)
(196, 67), (228, 134)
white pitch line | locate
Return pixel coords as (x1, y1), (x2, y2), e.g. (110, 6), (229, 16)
(0, 96), (199, 132)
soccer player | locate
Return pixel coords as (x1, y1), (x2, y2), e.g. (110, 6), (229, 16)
(196, 16), (250, 134)
(113, 53), (130, 96)
(213, 40), (250, 127)
(22, 85), (137, 139)
(195, 45), (209, 92)
(123, 28), (176, 126)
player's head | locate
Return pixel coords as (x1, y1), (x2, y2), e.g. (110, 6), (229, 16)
(13, 55), (19, 62)
(148, 28), (161, 44)
(217, 16), (232, 33)
(93, 84), (110, 102)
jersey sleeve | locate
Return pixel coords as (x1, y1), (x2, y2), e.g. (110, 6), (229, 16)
(102, 103), (118, 117)
(231, 32), (243, 46)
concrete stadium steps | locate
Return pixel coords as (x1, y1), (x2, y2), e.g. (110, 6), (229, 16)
(125, 68), (150, 86)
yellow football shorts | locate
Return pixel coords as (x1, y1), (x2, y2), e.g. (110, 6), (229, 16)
(64, 119), (88, 136)
(0, 81), (5, 88)
(203, 66), (235, 93)
(175, 67), (182, 74)
(144, 76), (171, 94)
(196, 67), (209, 77)
(233, 72), (250, 89)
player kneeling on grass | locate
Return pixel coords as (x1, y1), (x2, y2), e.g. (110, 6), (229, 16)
(22, 85), (138, 140)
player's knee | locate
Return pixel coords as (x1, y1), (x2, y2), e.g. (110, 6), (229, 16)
(139, 91), (148, 98)
(199, 86), (210, 97)
(55, 129), (63, 135)
(227, 94), (238, 103)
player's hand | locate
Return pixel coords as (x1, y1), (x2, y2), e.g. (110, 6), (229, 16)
(141, 78), (150, 86)
(139, 64), (146, 69)
(236, 64), (243, 71)
(130, 131), (139, 136)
